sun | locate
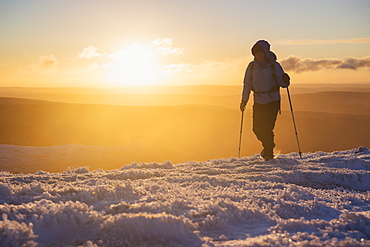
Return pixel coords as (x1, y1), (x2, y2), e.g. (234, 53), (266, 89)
(107, 43), (163, 86)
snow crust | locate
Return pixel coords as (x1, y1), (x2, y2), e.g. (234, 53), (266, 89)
(1, 147), (370, 246)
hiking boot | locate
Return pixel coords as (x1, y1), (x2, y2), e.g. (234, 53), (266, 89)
(260, 149), (274, 161)
(262, 155), (273, 161)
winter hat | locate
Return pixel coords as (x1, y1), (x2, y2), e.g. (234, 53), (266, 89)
(251, 44), (264, 56)
(251, 40), (277, 62)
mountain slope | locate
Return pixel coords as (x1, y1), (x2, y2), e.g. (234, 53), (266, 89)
(1, 147), (369, 246)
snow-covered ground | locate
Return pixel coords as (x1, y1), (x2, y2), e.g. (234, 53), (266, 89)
(1, 147), (370, 246)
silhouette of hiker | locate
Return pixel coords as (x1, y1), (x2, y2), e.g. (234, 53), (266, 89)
(240, 40), (290, 161)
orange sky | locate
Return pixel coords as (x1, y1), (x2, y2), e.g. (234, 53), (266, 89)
(1, 0), (369, 87)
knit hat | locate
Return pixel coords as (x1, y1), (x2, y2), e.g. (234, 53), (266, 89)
(251, 44), (264, 56)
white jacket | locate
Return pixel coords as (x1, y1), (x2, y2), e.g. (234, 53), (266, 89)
(241, 40), (289, 105)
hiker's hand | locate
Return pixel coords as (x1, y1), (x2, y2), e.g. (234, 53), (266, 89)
(282, 73), (290, 86)
(240, 101), (247, 112)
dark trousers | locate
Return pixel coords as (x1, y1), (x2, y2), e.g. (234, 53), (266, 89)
(253, 100), (280, 157)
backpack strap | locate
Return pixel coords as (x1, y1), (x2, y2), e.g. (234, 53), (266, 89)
(251, 62), (279, 97)
(250, 62), (255, 92)
(250, 62), (281, 114)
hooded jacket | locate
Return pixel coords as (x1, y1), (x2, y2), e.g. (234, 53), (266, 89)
(241, 40), (289, 104)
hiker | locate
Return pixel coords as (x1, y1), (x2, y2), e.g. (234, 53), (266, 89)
(240, 40), (290, 161)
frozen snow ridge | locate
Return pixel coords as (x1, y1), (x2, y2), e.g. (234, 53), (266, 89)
(1, 147), (370, 246)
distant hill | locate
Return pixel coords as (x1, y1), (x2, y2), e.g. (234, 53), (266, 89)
(0, 94), (369, 164)
(1, 83), (370, 106)
(1, 86), (370, 115)
(285, 91), (370, 115)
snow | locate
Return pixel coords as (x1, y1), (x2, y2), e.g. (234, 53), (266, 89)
(1, 146), (370, 246)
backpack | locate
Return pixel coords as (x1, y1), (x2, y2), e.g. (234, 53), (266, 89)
(250, 61), (281, 113)
(249, 62), (279, 98)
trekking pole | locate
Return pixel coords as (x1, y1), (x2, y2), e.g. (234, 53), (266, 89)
(238, 110), (244, 158)
(283, 73), (302, 158)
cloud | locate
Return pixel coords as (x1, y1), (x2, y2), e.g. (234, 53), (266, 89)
(110, 43), (150, 60)
(280, 55), (370, 73)
(152, 38), (185, 56)
(163, 57), (246, 74)
(39, 55), (58, 69)
(18, 55), (58, 74)
(108, 38), (184, 62)
(277, 38), (370, 45)
(78, 45), (104, 59)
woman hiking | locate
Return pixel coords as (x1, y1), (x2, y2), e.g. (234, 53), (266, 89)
(240, 40), (290, 161)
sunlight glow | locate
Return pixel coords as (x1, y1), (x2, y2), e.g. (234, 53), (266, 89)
(107, 43), (163, 86)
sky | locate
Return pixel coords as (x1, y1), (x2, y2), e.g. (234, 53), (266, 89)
(0, 0), (369, 87)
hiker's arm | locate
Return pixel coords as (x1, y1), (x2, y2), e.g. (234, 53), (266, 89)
(275, 62), (290, 88)
(241, 62), (253, 103)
